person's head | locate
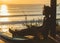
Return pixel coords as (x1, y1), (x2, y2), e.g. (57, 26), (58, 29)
(43, 5), (51, 16)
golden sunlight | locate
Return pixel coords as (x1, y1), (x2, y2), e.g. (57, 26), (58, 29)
(1, 25), (9, 32)
(0, 4), (9, 32)
(0, 18), (9, 22)
(0, 0), (50, 4)
(0, 4), (9, 16)
(1, 0), (11, 3)
(0, 4), (9, 22)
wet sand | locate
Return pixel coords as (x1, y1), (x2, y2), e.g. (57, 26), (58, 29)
(0, 32), (12, 43)
(0, 37), (9, 43)
(0, 40), (5, 43)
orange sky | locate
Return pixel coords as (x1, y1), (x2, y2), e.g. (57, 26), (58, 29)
(0, 0), (50, 4)
(0, 0), (59, 4)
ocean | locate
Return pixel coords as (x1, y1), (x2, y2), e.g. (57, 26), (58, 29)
(0, 4), (59, 22)
(0, 4), (60, 32)
(0, 4), (60, 43)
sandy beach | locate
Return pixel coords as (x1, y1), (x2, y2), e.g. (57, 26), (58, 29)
(0, 37), (9, 43)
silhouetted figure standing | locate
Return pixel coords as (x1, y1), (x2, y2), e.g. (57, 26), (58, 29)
(42, 5), (51, 39)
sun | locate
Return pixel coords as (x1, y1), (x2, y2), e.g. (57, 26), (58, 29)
(0, 4), (9, 22)
(0, 4), (9, 16)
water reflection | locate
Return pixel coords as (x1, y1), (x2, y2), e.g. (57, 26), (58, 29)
(0, 18), (9, 22)
(0, 4), (9, 32)
(0, 4), (9, 16)
(0, 4), (44, 33)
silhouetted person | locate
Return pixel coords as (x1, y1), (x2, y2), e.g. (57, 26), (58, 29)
(43, 16), (51, 39)
(42, 5), (51, 39)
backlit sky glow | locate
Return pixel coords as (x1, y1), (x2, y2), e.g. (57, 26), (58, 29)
(0, 0), (60, 5)
(0, 0), (59, 4)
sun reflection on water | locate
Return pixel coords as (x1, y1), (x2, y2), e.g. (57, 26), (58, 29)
(0, 4), (9, 22)
(0, 4), (9, 16)
(1, 25), (9, 32)
(0, 4), (9, 32)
